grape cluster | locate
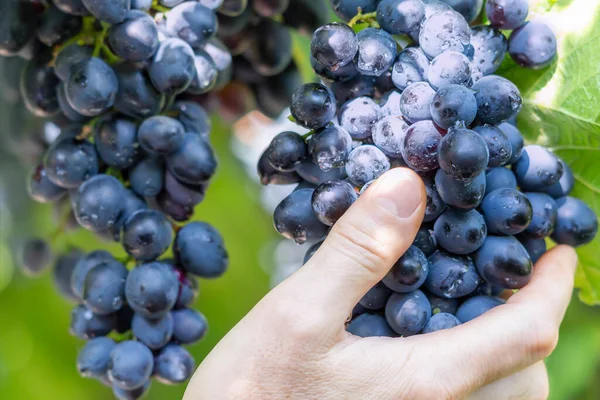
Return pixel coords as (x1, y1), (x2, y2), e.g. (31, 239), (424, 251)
(259, 0), (599, 339)
(1, 1), (240, 398)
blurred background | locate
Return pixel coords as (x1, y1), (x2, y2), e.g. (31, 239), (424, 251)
(1, 1), (600, 400)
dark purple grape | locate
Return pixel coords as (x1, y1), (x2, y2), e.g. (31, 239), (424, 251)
(138, 116), (186, 156)
(122, 210), (173, 262)
(20, 53), (60, 117)
(456, 295), (504, 323)
(345, 145), (391, 187)
(308, 125), (353, 171)
(428, 51), (472, 89)
(422, 312), (461, 333)
(419, 9), (471, 59)
(371, 116), (409, 159)
(486, 0), (528, 30)
(0, 0), (38, 56)
(544, 159), (575, 198)
(485, 167), (517, 196)
(125, 262), (179, 319)
(382, 246), (429, 293)
(83, 259), (128, 315)
(174, 222), (229, 278)
(70, 305), (115, 340)
(291, 83), (337, 130)
(440, 0), (484, 23)
(113, 64), (165, 120)
(28, 164), (67, 203)
(473, 75), (522, 125)
(430, 84), (477, 129)
(311, 180), (358, 226)
(65, 58), (118, 117)
(391, 46), (429, 91)
(434, 209), (487, 255)
(330, 75), (375, 106)
(438, 126), (489, 182)
(474, 235), (533, 289)
(385, 290), (431, 336)
(498, 122), (524, 165)
(481, 188), (532, 235)
(258, 150), (302, 185)
(425, 250), (480, 298)
(129, 157), (165, 198)
(77, 337), (116, 380)
(166, 134), (217, 185)
(376, 0), (425, 34)
(244, 19), (292, 76)
(109, 10), (159, 62)
(359, 282), (392, 310)
(148, 38), (196, 95)
(266, 131), (308, 172)
(338, 96), (383, 140)
(154, 344), (195, 384)
(514, 145), (564, 191)
(399, 81), (435, 123)
(296, 160), (347, 185)
(435, 169), (486, 210)
(470, 26), (507, 75)
(311, 54), (359, 83)
(402, 120), (442, 172)
(108, 341), (154, 391)
(518, 235), (546, 264)
(354, 28), (398, 77)
(165, 2), (217, 47)
(552, 197), (599, 247)
(310, 23), (358, 72)
(75, 175), (125, 232)
(332, 0), (378, 22)
(94, 116), (141, 169)
(473, 125), (512, 167)
(426, 292), (458, 315)
(508, 20), (557, 69)
(347, 313), (397, 338)
(523, 192), (558, 239)
(274, 188), (329, 244)
(82, 0), (129, 23)
(36, 4), (82, 47)
(44, 137), (99, 189)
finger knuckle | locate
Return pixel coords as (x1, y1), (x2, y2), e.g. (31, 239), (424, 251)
(528, 319), (559, 360)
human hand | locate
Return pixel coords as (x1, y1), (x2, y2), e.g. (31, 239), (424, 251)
(183, 168), (577, 400)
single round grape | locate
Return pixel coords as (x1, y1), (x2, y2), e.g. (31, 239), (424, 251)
(57, 81), (89, 121)
(20, 238), (52, 277)
(338, 96), (383, 140)
(122, 210), (173, 262)
(523, 193), (558, 239)
(474, 235), (533, 289)
(422, 312), (461, 333)
(470, 25), (508, 75)
(70, 304), (115, 340)
(266, 131), (307, 172)
(132, 0), (153, 10)
(359, 282), (392, 310)
(108, 341), (154, 390)
(399, 81), (436, 124)
(148, 38), (196, 95)
(132, 313), (174, 350)
(498, 122), (524, 165)
(176, 275), (199, 309)
(544, 159), (575, 198)
(71, 251), (114, 301)
(391, 46), (429, 91)
(83, 260), (128, 315)
(311, 180), (358, 226)
(371, 116), (410, 159)
(82, 0), (129, 24)
(65, 58), (118, 117)
(258, 150), (302, 185)
(109, 10), (159, 62)
(481, 188), (532, 235)
(165, 2), (217, 47)
(28, 164), (67, 203)
(291, 83), (337, 130)
(94, 116), (141, 169)
(166, 134), (218, 185)
(138, 116), (186, 156)
(109, 189), (147, 240)
(44, 137), (99, 189)
(52, 249), (82, 302)
(20, 54), (60, 117)
(297, 160), (347, 185)
(113, 64), (165, 120)
(514, 145), (564, 191)
(154, 345), (195, 385)
(330, 75), (375, 106)
(75, 175), (125, 232)
(382, 246), (429, 293)
(425, 250), (480, 298)
(77, 337), (116, 380)
(455, 295), (504, 323)
(434, 209), (487, 255)
(518, 235), (547, 264)
(308, 125), (353, 171)
(435, 169), (486, 210)
(430, 84), (477, 129)
(274, 188), (329, 244)
(376, 0), (425, 34)
(438, 126), (489, 182)
(486, 0), (528, 30)
(428, 51), (472, 89)
(419, 10), (471, 59)
(401, 120), (442, 172)
(171, 308), (208, 344)
(129, 157), (165, 198)
(472, 125), (512, 167)
(473, 75), (522, 125)
(440, 0), (483, 23)
(509, 21), (557, 70)
(422, 176), (447, 222)
(385, 290), (431, 336)
(347, 313), (397, 338)
(484, 167), (517, 196)
(113, 382), (151, 400)
(310, 23), (358, 71)
(53, 43), (94, 81)
(552, 197), (599, 247)
(345, 145), (391, 187)
(354, 28), (398, 77)
(125, 262), (179, 319)
(331, 0), (378, 21)
(187, 50), (218, 94)
(175, 222), (229, 278)
(427, 292), (458, 315)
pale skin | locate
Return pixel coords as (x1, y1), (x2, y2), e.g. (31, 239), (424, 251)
(184, 168), (578, 400)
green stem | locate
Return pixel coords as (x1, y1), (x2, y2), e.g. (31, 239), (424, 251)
(163, 94), (176, 113)
(302, 130), (315, 140)
(152, 4), (171, 13)
(101, 44), (121, 65)
(348, 10), (378, 27)
(92, 24), (110, 58)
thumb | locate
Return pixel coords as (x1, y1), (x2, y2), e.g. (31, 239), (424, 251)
(292, 168), (426, 323)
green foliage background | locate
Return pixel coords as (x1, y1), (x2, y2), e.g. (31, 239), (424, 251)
(1, 0), (600, 399)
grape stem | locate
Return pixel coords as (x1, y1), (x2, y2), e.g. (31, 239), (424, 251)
(152, 3), (170, 13)
(92, 23), (111, 58)
(348, 10), (379, 28)
(77, 115), (103, 140)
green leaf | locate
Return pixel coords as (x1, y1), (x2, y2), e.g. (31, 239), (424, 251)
(497, 0), (600, 304)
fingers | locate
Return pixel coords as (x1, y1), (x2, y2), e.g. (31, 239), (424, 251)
(282, 168), (426, 325)
(374, 245), (577, 397)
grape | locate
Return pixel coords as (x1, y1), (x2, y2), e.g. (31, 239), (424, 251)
(330, 75), (376, 106)
(371, 116), (409, 159)
(175, 222), (229, 278)
(419, 10), (471, 59)
(176, 275), (199, 308)
(125, 262), (179, 319)
(523, 193), (558, 239)
(65, 57), (118, 117)
(171, 308), (208, 344)
(244, 19), (292, 76)
(345, 145), (391, 187)
(71, 250), (114, 300)
(219, 0), (248, 16)
(53, 0), (90, 16)
(331, 0), (378, 22)
(165, 3), (217, 48)
(308, 125), (353, 171)
(311, 54), (359, 83)
(137, 116), (184, 155)
(166, 133), (217, 185)
(172, 101), (211, 136)
(439, 0), (483, 23)
(544, 159), (575, 198)
(110, 189), (147, 240)
(297, 159), (347, 185)
(498, 122), (524, 165)
(359, 282), (393, 310)
(474, 235), (533, 289)
(20, 238), (53, 277)
(70, 304), (116, 340)
(486, 0), (528, 30)
(401, 120), (442, 172)
(382, 246), (429, 293)
(113, 382), (151, 400)
(129, 157), (165, 197)
(421, 0), (452, 17)
(164, 171), (207, 207)
(75, 175), (125, 232)
(77, 337), (116, 380)
(53, 44), (92, 82)
(385, 290), (431, 336)
(20, 54), (60, 117)
(0, 0), (37, 56)
(57, 82), (88, 121)
(376, 0), (425, 35)
(82, 0), (129, 24)
(187, 50), (219, 95)
(28, 164), (67, 203)
(122, 210), (173, 262)
(472, 75), (522, 125)
(411, 225), (436, 257)
(44, 137), (99, 189)
(83, 259), (128, 315)
(428, 51), (472, 89)
(455, 295), (504, 323)
(154, 344), (196, 384)
(514, 145), (564, 191)
(430, 84), (477, 129)
(36, 4), (82, 47)
(425, 250), (480, 298)
(266, 131), (308, 172)
(108, 341), (154, 391)
(338, 96), (383, 140)
(347, 313), (397, 338)
(427, 293), (458, 315)
(552, 197), (599, 247)
(257, 150), (302, 185)
(438, 126), (489, 182)
(435, 169), (486, 210)
(433, 209), (487, 255)
(131, 0), (152, 10)
(109, 11), (159, 63)
(311, 180), (358, 226)
(401, 82), (436, 124)
(470, 26), (507, 76)
(52, 249), (83, 302)
(509, 21), (557, 70)
(273, 188), (329, 244)
(94, 117), (141, 169)
(354, 28), (398, 77)
(290, 83), (337, 130)
(481, 188), (532, 235)
(113, 64), (165, 120)
(391, 47), (429, 91)
(422, 312), (461, 333)
(132, 313), (174, 350)
(418, 176), (446, 223)
(518, 235), (546, 264)
(484, 167), (517, 196)
(148, 38), (196, 95)
(311, 23), (358, 72)
(472, 125), (512, 167)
